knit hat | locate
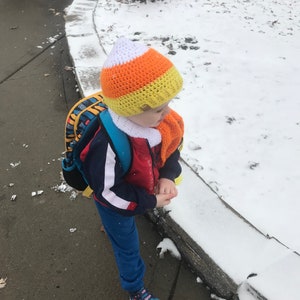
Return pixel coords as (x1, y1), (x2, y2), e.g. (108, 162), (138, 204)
(100, 37), (183, 117)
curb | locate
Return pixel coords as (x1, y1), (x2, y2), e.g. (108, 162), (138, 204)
(146, 208), (238, 299)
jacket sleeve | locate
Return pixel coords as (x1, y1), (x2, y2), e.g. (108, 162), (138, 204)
(82, 130), (157, 216)
(159, 147), (182, 181)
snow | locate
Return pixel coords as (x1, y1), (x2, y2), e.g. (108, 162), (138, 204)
(246, 252), (300, 300)
(237, 282), (258, 300)
(0, 277), (7, 289)
(10, 161), (21, 168)
(52, 181), (78, 200)
(211, 294), (226, 300)
(31, 190), (44, 197)
(64, 0), (300, 299)
(156, 237), (181, 260)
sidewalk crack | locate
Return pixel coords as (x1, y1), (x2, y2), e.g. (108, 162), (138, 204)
(167, 260), (182, 300)
(0, 34), (65, 85)
(92, 0), (107, 55)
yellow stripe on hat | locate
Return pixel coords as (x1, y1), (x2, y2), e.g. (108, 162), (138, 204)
(103, 66), (183, 116)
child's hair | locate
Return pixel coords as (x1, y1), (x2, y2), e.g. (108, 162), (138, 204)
(100, 37), (183, 117)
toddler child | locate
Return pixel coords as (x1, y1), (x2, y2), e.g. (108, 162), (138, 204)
(81, 37), (184, 300)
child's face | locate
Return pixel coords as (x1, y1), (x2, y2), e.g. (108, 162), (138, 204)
(128, 102), (171, 128)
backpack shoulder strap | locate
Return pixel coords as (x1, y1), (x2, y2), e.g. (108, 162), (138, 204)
(99, 110), (131, 174)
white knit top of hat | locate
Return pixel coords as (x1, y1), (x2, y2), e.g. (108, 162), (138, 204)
(108, 109), (161, 148)
(103, 37), (148, 68)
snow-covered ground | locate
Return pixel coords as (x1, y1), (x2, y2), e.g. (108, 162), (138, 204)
(64, 0), (300, 299)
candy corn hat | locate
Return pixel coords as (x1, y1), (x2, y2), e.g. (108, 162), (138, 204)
(100, 37), (183, 117)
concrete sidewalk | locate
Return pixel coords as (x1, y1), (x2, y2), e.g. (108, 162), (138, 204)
(0, 1), (211, 299)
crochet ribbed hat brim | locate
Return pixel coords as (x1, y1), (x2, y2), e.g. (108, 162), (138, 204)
(100, 38), (183, 117)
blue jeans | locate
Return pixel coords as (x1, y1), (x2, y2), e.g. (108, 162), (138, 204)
(95, 201), (145, 293)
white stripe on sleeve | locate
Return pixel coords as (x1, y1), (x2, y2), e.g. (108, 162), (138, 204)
(101, 144), (132, 210)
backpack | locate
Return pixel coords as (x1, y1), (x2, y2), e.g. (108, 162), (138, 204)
(62, 92), (131, 193)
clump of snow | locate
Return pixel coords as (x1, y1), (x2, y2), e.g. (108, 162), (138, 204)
(52, 173), (79, 200)
(69, 190), (78, 200)
(210, 294), (226, 300)
(196, 276), (203, 284)
(0, 277), (7, 289)
(10, 161), (21, 168)
(47, 34), (60, 44)
(31, 190), (44, 197)
(10, 195), (17, 201)
(156, 238), (181, 260)
(52, 182), (73, 193)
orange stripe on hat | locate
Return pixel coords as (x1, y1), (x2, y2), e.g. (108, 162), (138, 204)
(101, 48), (173, 98)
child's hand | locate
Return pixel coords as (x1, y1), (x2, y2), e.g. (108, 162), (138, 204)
(157, 178), (178, 196)
(156, 193), (173, 207)
(155, 178), (178, 208)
